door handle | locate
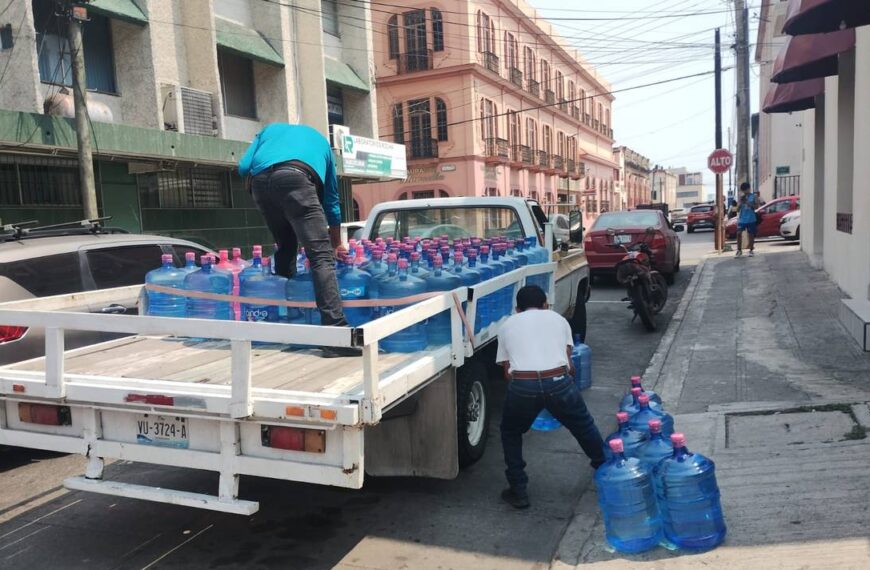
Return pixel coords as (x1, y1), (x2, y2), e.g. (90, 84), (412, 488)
(98, 304), (127, 314)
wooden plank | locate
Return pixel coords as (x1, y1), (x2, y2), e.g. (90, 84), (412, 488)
(6, 335), (142, 371)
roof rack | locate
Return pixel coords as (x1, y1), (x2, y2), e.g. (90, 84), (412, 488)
(0, 217), (130, 242)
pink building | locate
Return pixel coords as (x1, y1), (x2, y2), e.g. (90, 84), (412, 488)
(352, 0), (616, 226)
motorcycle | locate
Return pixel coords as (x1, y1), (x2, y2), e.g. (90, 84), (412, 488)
(607, 227), (668, 332)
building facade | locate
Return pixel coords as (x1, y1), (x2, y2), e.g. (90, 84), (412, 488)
(352, 0), (616, 226)
(670, 168), (705, 209)
(650, 166), (678, 211)
(613, 146), (651, 211)
(0, 0), (376, 248)
(755, 0), (803, 202)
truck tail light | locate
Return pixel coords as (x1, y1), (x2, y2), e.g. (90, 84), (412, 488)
(650, 232), (667, 249)
(0, 326), (27, 344)
(19, 403), (72, 426)
(261, 425), (326, 453)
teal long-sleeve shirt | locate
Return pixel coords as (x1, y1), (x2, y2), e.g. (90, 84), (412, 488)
(238, 123), (341, 226)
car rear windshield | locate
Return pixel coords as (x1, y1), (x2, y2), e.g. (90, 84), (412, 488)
(691, 206), (713, 212)
(371, 206), (524, 241)
(591, 211), (660, 230)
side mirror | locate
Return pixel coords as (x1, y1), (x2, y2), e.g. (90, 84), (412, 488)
(569, 210), (583, 244)
(645, 226), (655, 236)
(673, 224), (685, 232)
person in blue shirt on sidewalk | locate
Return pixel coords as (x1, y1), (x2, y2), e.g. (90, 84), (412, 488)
(239, 123), (359, 357)
(735, 182), (758, 257)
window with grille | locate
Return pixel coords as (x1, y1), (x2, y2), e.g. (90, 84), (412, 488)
(524, 47), (535, 80)
(321, 0), (340, 36)
(138, 167), (232, 209)
(435, 98), (448, 141)
(431, 8), (444, 51)
(0, 155), (82, 206)
(387, 15), (400, 59)
(392, 103), (404, 144)
(542, 125), (552, 156)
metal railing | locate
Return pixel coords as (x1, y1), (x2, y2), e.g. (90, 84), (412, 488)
(512, 145), (533, 165)
(485, 137), (510, 160)
(409, 137), (439, 159)
(510, 67), (523, 88)
(545, 90), (555, 105)
(483, 51), (500, 75)
(398, 50), (433, 74)
(552, 155), (565, 173)
(527, 78), (540, 98)
(536, 150), (550, 169)
(558, 99), (568, 112)
(584, 113), (591, 125)
(571, 106), (580, 120)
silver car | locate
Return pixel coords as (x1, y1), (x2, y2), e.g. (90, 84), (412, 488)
(0, 231), (212, 365)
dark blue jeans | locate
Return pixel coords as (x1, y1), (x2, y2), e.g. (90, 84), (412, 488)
(500, 376), (606, 494)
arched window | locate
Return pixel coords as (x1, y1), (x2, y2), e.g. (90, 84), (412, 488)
(439, 190), (449, 198)
(431, 8), (444, 52)
(524, 46), (536, 82)
(398, 192), (408, 200)
(435, 98), (448, 141)
(540, 59), (550, 91)
(387, 15), (399, 60)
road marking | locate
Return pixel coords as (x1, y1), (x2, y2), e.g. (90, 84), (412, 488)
(0, 499), (82, 542)
(140, 524), (214, 570)
(0, 526), (49, 552)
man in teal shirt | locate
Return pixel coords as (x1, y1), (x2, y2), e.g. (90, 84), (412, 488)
(735, 182), (758, 257)
(239, 123), (357, 357)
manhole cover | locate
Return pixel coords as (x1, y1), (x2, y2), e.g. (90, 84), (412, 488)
(726, 409), (858, 448)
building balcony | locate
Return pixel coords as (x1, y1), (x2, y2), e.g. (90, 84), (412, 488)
(536, 150), (550, 171)
(568, 159), (583, 180)
(483, 51), (500, 75)
(571, 106), (580, 120)
(545, 90), (555, 105)
(552, 155), (567, 176)
(485, 137), (510, 163)
(409, 138), (438, 160)
(527, 78), (540, 98)
(398, 50), (433, 74)
(584, 113), (591, 126)
(558, 99), (568, 112)
(510, 67), (523, 89)
(511, 144), (533, 167)
(593, 119), (600, 130)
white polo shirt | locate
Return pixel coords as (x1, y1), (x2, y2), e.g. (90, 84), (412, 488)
(496, 309), (574, 373)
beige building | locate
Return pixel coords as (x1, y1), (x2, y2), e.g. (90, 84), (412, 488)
(613, 146), (651, 211)
(650, 166), (678, 211)
(670, 167), (705, 209)
(0, 0), (376, 245)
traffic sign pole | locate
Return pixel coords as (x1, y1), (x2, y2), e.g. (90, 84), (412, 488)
(714, 29), (723, 253)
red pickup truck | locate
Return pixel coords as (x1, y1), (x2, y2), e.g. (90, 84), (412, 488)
(687, 204), (716, 233)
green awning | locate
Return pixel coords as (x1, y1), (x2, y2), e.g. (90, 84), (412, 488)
(324, 57), (369, 92)
(87, 0), (148, 26)
(215, 18), (283, 67)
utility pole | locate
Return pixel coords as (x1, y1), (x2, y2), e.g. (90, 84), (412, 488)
(734, 0), (751, 190)
(66, 2), (98, 219)
(714, 28), (724, 253)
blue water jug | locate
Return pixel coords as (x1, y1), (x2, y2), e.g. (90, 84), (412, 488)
(636, 419), (674, 470)
(654, 433), (727, 551)
(338, 258), (372, 326)
(479, 245), (507, 321)
(240, 257), (288, 324)
(621, 387), (664, 416)
(572, 334), (592, 390)
(531, 408), (561, 432)
(409, 252), (429, 280)
(424, 257), (462, 345)
(619, 375), (663, 409)
(595, 439), (663, 554)
(145, 254), (188, 318)
(285, 261), (320, 325)
(378, 259), (428, 353)
(184, 255), (232, 320)
(239, 246), (264, 285)
(467, 252), (493, 332)
(181, 251), (199, 274)
(490, 246), (514, 319)
(604, 412), (647, 460)
(362, 249), (388, 278)
(629, 394), (675, 437)
(296, 247), (307, 274)
(510, 239), (530, 266)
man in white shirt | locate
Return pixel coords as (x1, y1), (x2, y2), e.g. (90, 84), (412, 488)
(496, 285), (605, 509)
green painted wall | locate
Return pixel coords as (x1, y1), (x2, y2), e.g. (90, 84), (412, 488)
(99, 161), (142, 232)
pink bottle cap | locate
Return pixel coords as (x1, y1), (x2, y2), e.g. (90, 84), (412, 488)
(631, 387), (642, 396)
(630, 375), (642, 385)
(232, 247), (242, 258)
(398, 259), (409, 269)
(616, 411), (629, 422)
(252, 245), (262, 255)
(219, 249), (229, 260)
(387, 253), (398, 262)
(670, 433), (687, 447)
(454, 253), (463, 261)
(411, 252), (421, 261)
(200, 254), (212, 265)
(609, 439), (624, 454)
(638, 394), (650, 406)
(648, 419), (662, 433)
(262, 256), (270, 266)
(433, 256), (443, 266)
(161, 254), (173, 263)
(480, 245), (490, 254)
(185, 251), (196, 262)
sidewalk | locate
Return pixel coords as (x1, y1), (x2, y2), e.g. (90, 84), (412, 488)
(553, 245), (870, 569)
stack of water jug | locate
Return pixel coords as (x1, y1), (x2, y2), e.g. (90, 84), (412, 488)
(595, 375), (727, 554)
(143, 236), (552, 353)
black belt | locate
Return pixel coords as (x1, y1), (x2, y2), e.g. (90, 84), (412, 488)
(265, 160), (320, 185)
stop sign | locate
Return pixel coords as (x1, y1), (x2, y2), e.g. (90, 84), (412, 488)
(708, 148), (733, 174)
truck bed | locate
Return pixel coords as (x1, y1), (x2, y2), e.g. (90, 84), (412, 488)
(7, 335), (430, 398)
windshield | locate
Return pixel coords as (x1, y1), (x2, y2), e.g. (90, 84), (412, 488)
(591, 211), (661, 230)
(371, 206), (525, 241)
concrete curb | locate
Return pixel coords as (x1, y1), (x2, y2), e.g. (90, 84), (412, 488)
(642, 255), (709, 394)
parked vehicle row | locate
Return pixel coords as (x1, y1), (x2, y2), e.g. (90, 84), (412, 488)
(725, 195), (800, 239)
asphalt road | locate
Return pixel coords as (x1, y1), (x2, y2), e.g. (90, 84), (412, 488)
(0, 232), (714, 570)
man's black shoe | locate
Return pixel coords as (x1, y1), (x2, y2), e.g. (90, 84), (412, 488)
(501, 488), (530, 509)
(321, 346), (363, 358)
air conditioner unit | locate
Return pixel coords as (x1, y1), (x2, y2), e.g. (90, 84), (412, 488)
(180, 86), (218, 137)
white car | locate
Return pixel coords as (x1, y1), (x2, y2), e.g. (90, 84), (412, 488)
(780, 210), (801, 241)
(670, 208), (689, 224)
(549, 213), (570, 245)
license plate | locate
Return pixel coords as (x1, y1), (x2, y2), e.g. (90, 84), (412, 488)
(136, 414), (189, 449)
(614, 234), (632, 244)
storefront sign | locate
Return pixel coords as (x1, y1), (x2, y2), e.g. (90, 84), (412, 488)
(340, 134), (407, 179)
(407, 165), (444, 183)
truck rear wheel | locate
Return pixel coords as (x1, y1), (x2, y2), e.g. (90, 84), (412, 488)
(457, 361), (490, 467)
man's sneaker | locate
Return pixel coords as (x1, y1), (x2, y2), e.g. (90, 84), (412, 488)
(735, 250), (743, 257)
(321, 346), (363, 358)
(748, 250), (755, 257)
(501, 488), (530, 509)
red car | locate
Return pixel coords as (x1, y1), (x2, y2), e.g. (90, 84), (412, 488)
(583, 210), (683, 284)
(725, 195), (800, 239)
(687, 204), (716, 233)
